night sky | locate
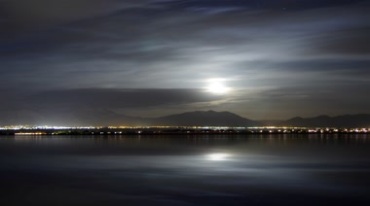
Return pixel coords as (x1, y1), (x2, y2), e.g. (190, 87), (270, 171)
(1, 0), (370, 125)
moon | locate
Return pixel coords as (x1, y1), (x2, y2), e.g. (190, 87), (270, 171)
(206, 80), (230, 95)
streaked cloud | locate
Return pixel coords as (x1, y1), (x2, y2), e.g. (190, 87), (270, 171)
(0, 0), (369, 123)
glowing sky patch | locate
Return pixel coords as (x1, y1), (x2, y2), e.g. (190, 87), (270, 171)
(0, 0), (369, 124)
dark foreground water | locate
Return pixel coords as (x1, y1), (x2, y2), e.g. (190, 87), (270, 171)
(0, 134), (369, 206)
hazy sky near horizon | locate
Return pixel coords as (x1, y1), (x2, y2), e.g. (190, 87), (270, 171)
(1, 0), (370, 125)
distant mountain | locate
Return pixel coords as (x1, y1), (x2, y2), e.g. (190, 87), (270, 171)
(141, 112), (370, 127)
(5, 108), (369, 127)
(281, 114), (370, 128)
(150, 110), (258, 126)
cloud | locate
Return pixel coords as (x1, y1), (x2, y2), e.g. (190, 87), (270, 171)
(157, 0), (367, 12)
(238, 59), (370, 77)
(221, 84), (370, 120)
(0, 0), (155, 28)
(0, 0), (369, 122)
(0, 88), (228, 124)
(28, 88), (222, 108)
(313, 28), (370, 55)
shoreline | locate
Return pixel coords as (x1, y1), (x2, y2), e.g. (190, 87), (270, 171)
(1, 126), (369, 136)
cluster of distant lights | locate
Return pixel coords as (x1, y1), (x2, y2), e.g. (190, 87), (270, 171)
(1, 125), (369, 132)
(0, 125), (268, 130)
(0, 125), (96, 130)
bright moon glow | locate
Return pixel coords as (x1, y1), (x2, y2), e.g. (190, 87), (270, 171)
(206, 153), (231, 161)
(206, 81), (230, 95)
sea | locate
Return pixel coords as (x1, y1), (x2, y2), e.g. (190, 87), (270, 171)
(0, 134), (369, 206)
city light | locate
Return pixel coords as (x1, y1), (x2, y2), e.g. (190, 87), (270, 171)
(0, 125), (369, 135)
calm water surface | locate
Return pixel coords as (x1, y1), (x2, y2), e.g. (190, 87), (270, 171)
(0, 134), (369, 206)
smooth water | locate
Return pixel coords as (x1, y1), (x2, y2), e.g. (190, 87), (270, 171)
(0, 134), (369, 206)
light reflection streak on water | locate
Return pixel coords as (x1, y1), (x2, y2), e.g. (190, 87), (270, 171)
(0, 135), (370, 205)
(13, 152), (362, 195)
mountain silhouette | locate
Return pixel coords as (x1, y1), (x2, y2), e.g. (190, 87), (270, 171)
(282, 114), (370, 128)
(3, 109), (370, 127)
(120, 111), (370, 127)
(150, 110), (258, 126)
